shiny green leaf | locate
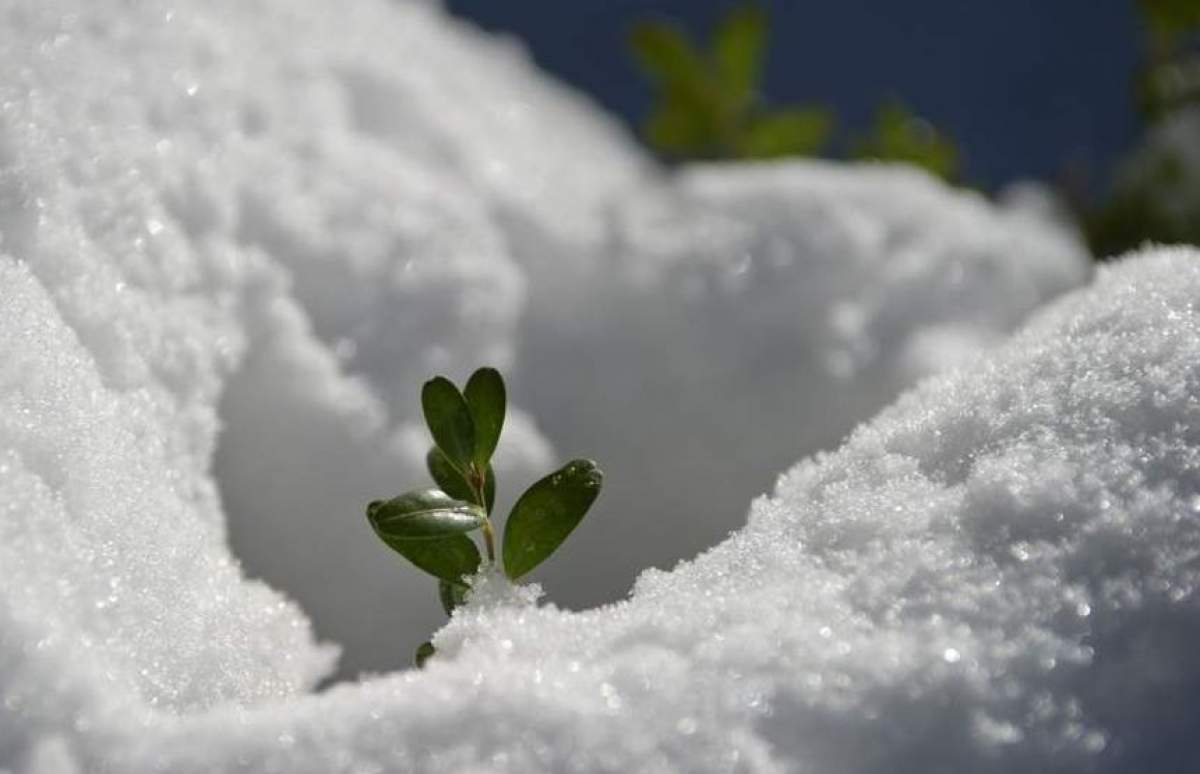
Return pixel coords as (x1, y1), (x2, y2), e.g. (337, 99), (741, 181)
(427, 447), (474, 502)
(484, 464), (496, 515)
(464, 367), (506, 469)
(502, 459), (603, 579)
(372, 530), (482, 585)
(421, 376), (475, 471)
(366, 492), (482, 583)
(427, 447), (493, 512)
(367, 490), (485, 540)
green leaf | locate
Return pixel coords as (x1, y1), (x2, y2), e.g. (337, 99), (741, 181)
(367, 490), (485, 540)
(713, 4), (766, 108)
(738, 108), (832, 158)
(421, 376), (475, 471)
(629, 20), (708, 89)
(502, 459), (603, 579)
(427, 448), (494, 512)
(464, 367), (506, 470)
(850, 100), (960, 181)
(414, 641), (435, 668)
(427, 447), (474, 502)
(373, 530), (482, 585)
(366, 492), (483, 583)
(645, 91), (718, 156)
(439, 579), (469, 616)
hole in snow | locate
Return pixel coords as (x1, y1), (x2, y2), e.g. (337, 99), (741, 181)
(209, 235), (909, 681)
(211, 285), (444, 680)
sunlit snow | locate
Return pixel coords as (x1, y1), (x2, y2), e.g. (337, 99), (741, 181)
(2, 0), (1196, 772)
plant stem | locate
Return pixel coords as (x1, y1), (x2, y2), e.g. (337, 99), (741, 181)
(470, 464), (496, 564)
(481, 520), (496, 563)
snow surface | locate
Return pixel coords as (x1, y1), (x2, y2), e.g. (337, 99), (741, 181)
(539, 164), (1089, 606)
(10, 235), (1200, 771)
(0, 0), (1093, 686)
(13, 0), (1196, 771)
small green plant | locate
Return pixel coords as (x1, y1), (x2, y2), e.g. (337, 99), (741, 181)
(629, 4), (832, 160)
(365, 368), (603, 668)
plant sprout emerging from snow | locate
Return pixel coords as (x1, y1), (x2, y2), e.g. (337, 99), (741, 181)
(366, 368), (603, 668)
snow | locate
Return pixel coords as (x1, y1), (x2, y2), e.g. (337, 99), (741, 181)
(533, 164), (1088, 609)
(12, 246), (1198, 773)
(8, 0), (1197, 771)
(0, 0), (1093, 686)
(112, 246), (1200, 774)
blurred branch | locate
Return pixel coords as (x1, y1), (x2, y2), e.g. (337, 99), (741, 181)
(850, 99), (961, 182)
(629, 4), (831, 161)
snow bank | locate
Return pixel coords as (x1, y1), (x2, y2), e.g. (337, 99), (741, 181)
(2, 0), (1160, 769)
(0, 0), (586, 680)
(0, 0), (1092, 685)
(525, 163), (1088, 608)
(28, 247), (1200, 773)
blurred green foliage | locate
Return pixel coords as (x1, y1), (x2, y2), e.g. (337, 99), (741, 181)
(1084, 0), (1200, 258)
(628, 4), (960, 181)
(850, 100), (960, 182)
(1140, 0), (1200, 40)
(630, 2), (1200, 262)
(1137, 0), (1200, 117)
(629, 5), (832, 160)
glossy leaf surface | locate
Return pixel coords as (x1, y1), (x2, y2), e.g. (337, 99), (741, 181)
(484, 464), (496, 515)
(421, 376), (475, 471)
(502, 459), (603, 579)
(367, 490), (485, 540)
(464, 367), (506, 469)
(427, 447), (474, 502)
(373, 530), (482, 585)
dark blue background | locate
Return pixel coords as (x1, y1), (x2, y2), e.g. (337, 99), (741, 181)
(447, 0), (1143, 191)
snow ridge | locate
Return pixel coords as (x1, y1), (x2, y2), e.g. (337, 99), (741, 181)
(112, 250), (1200, 772)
